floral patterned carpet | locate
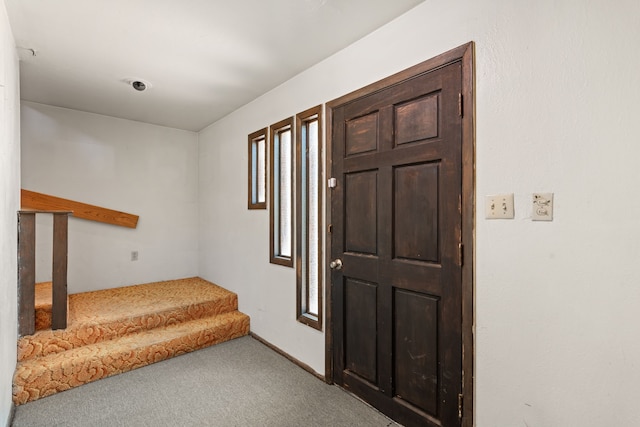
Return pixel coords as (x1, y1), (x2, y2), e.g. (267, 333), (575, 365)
(13, 277), (250, 405)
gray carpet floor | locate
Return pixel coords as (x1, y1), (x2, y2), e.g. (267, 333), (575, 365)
(11, 336), (400, 427)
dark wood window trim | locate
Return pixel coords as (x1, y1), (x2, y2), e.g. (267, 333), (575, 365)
(248, 128), (268, 210)
(269, 117), (294, 267)
(296, 105), (323, 330)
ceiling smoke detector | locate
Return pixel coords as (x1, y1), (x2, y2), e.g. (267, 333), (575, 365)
(132, 81), (146, 91)
(124, 78), (152, 92)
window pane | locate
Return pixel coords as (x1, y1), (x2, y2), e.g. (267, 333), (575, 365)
(308, 120), (319, 315)
(279, 129), (292, 257)
(251, 141), (258, 203)
(257, 138), (266, 204)
(273, 138), (281, 242)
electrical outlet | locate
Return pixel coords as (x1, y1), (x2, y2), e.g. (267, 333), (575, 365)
(532, 193), (553, 221)
(485, 194), (515, 219)
(131, 251), (139, 261)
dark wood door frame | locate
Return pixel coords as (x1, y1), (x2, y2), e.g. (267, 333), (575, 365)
(324, 42), (475, 426)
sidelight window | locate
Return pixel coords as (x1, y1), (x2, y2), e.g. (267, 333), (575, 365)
(270, 118), (294, 267)
(248, 128), (267, 209)
(296, 105), (323, 329)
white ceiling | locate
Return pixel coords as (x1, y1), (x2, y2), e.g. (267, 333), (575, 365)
(5, 0), (423, 131)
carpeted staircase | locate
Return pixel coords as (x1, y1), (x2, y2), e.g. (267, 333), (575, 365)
(13, 277), (250, 405)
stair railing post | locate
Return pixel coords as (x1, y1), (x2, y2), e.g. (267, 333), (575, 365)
(17, 211), (36, 336)
(51, 212), (69, 330)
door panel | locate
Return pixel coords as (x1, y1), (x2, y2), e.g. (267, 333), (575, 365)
(345, 112), (379, 156)
(344, 171), (378, 254)
(331, 60), (464, 427)
(394, 288), (439, 416)
(344, 278), (378, 384)
(394, 162), (440, 263)
(395, 93), (440, 145)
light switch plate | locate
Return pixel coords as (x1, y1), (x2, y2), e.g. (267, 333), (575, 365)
(532, 193), (553, 221)
(485, 194), (514, 219)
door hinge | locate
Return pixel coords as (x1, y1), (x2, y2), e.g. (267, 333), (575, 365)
(458, 93), (463, 117)
(328, 177), (337, 188)
(458, 243), (464, 267)
(458, 393), (464, 420)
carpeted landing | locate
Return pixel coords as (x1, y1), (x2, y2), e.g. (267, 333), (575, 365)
(13, 277), (250, 405)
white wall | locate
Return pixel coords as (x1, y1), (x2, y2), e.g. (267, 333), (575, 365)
(21, 102), (199, 293)
(199, 1), (640, 426)
(0, 1), (20, 425)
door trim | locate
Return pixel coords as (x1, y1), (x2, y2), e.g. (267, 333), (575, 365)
(324, 42), (475, 426)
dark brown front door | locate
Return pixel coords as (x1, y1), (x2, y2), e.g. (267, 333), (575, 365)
(329, 48), (470, 427)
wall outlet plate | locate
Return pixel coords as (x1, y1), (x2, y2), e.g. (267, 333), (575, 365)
(485, 194), (515, 219)
(532, 193), (553, 221)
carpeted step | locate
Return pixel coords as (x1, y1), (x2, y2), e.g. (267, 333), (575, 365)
(13, 310), (250, 405)
(14, 277), (251, 405)
(19, 277), (239, 362)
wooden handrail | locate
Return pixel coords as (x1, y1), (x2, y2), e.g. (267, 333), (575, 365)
(21, 189), (139, 228)
(18, 210), (71, 336)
